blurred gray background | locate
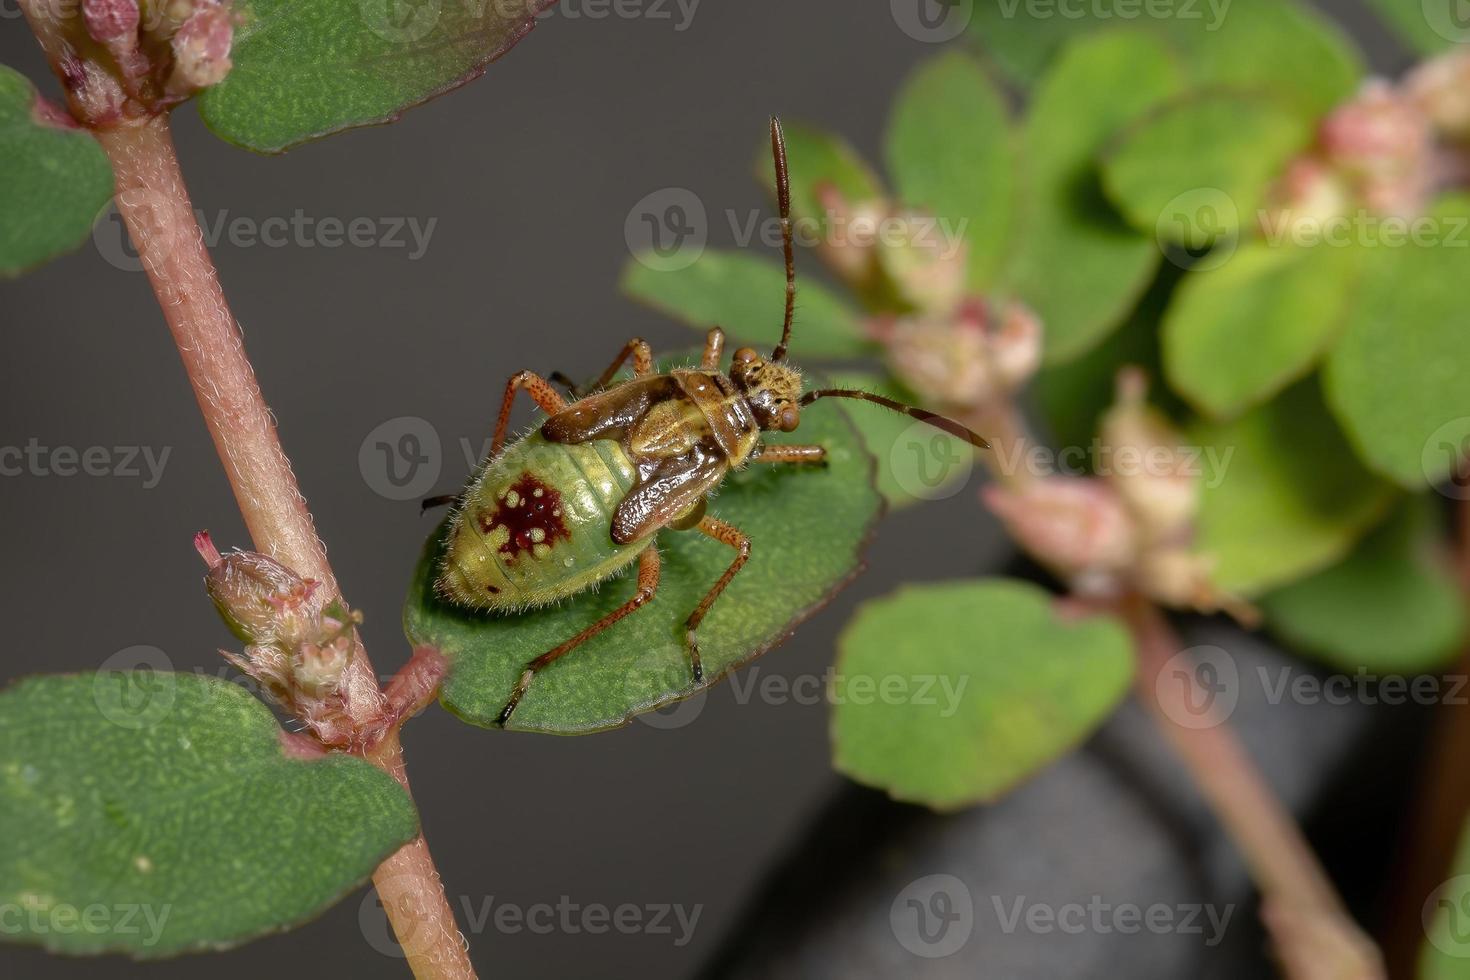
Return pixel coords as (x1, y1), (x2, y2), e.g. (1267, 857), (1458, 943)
(0, 1), (1413, 977)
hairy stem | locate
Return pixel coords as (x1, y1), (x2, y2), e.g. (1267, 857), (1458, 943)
(95, 114), (475, 980)
(1121, 595), (1385, 979)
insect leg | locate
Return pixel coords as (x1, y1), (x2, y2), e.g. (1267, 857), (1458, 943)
(491, 371), (568, 456)
(682, 516), (751, 684)
(700, 327), (725, 370)
(548, 371), (582, 397)
(577, 337), (655, 397)
(751, 444), (826, 465)
(496, 547), (662, 727)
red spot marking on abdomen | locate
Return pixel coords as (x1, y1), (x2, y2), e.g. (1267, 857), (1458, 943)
(476, 473), (570, 561)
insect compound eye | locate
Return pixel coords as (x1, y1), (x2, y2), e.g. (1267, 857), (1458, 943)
(732, 347), (759, 365)
(777, 404), (800, 432)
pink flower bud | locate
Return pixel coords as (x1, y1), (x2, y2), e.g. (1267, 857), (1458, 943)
(1259, 157), (1351, 239)
(83, 0), (140, 43)
(814, 184), (883, 284)
(982, 477), (1137, 588)
(1406, 50), (1470, 142)
(1099, 368), (1198, 543)
(989, 301), (1043, 390)
(1321, 81), (1431, 175)
(171, 4), (233, 90)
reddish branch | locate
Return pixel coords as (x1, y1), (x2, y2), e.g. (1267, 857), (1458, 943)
(95, 114), (475, 980)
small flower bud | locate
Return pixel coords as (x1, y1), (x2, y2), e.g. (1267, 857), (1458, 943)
(196, 532), (323, 647)
(170, 4), (233, 90)
(1100, 368), (1198, 543)
(1320, 80), (1434, 218)
(82, 0), (140, 43)
(989, 301), (1043, 391)
(1259, 157), (1351, 239)
(982, 477), (1137, 586)
(1406, 50), (1470, 142)
(814, 184), (884, 285)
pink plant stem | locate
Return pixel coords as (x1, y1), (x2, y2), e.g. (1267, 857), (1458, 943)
(95, 114), (475, 980)
(1121, 595), (1384, 978)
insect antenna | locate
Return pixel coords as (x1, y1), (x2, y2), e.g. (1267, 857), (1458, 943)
(799, 388), (991, 449)
(769, 115), (797, 364)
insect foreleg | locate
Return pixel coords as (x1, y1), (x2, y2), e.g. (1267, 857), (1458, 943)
(750, 444), (826, 465)
(491, 371), (569, 456)
(497, 547), (663, 727)
(682, 516), (752, 684)
(700, 327), (725, 370)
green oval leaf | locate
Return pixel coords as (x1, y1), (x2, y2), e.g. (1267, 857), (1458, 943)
(829, 370), (973, 509)
(405, 403), (883, 733)
(1192, 378), (1395, 595)
(197, 0), (552, 153)
(1262, 496), (1466, 673)
(830, 578), (1134, 810)
(0, 672), (418, 957)
(1102, 93), (1313, 245)
(1324, 195), (1470, 488)
(621, 250), (872, 359)
(970, 1), (1361, 117)
(885, 51), (1014, 290)
(0, 65), (113, 277)
(1005, 30), (1186, 362)
(1163, 241), (1362, 419)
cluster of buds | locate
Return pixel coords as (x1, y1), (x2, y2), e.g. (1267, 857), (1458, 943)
(55, 0), (235, 124)
(194, 532), (369, 748)
(810, 184), (1044, 413)
(869, 298), (1042, 412)
(982, 369), (1245, 618)
(1263, 50), (1470, 231)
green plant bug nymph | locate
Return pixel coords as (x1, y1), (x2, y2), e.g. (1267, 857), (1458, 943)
(431, 118), (990, 726)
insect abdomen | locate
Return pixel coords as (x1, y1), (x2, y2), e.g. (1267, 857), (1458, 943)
(438, 432), (647, 610)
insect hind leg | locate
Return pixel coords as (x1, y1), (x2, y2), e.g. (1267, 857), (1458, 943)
(497, 547), (662, 727)
(682, 516), (751, 685)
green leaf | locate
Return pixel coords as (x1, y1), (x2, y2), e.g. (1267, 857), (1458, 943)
(1005, 30), (1186, 363)
(1262, 497), (1466, 673)
(0, 66), (113, 277)
(0, 672), (417, 957)
(830, 579), (1134, 810)
(885, 51), (1014, 290)
(1102, 93), (1312, 245)
(405, 401), (883, 733)
(1193, 379), (1394, 595)
(621, 250), (872, 359)
(1324, 195), (1470, 488)
(758, 122), (885, 230)
(1364, 0), (1464, 54)
(830, 370), (974, 509)
(1163, 241), (1362, 419)
(1421, 816), (1470, 976)
(198, 0), (552, 153)
(970, 1), (1361, 117)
